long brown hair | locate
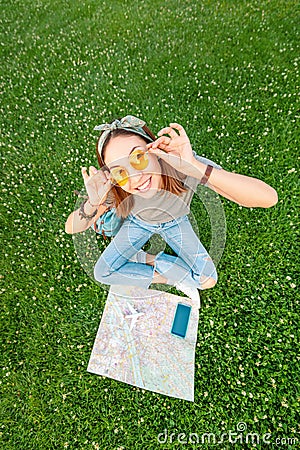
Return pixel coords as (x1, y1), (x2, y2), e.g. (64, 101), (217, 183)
(96, 125), (187, 218)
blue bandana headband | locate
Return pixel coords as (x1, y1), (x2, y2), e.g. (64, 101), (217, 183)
(94, 115), (154, 161)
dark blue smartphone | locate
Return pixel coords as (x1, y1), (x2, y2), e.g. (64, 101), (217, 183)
(171, 303), (192, 338)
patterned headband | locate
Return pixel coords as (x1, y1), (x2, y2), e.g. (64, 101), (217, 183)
(94, 115), (153, 161)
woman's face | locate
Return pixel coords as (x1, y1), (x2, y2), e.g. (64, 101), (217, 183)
(104, 134), (162, 198)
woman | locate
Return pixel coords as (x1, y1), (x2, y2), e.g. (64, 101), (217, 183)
(65, 115), (278, 305)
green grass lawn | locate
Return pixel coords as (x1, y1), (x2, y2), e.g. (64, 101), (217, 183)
(1, 0), (299, 448)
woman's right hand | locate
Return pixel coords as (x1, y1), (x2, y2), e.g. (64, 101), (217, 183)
(81, 166), (112, 205)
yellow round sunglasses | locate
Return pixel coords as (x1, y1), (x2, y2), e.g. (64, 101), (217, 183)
(108, 148), (149, 186)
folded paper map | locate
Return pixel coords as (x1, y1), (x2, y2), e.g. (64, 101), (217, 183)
(87, 285), (199, 401)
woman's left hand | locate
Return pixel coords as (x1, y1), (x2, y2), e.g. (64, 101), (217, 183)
(146, 123), (194, 172)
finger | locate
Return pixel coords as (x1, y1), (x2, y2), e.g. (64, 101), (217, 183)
(155, 141), (172, 152)
(148, 147), (170, 161)
(98, 164), (110, 178)
(151, 136), (171, 149)
(169, 123), (187, 137)
(103, 170), (111, 182)
(103, 171), (112, 184)
(100, 168), (113, 185)
(88, 165), (98, 177)
(157, 126), (179, 138)
(81, 167), (90, 181)
(156, 142), (170, 151)
(94, 169), (112, 187)
(96, 170), (109, 183)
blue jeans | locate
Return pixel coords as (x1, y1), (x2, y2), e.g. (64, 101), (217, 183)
(94, 214), (217, 289)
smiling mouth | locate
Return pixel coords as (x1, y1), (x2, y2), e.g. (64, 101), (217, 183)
(135, 176), (152, 192)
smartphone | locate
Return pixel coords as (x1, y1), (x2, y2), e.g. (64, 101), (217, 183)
(171, 303), (192, 338)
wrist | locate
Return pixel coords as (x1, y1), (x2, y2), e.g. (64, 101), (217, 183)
(183, 156), (207, 178)
(88, 198), (102, 207)
(188, 157), (215, 185)
(200, 164), (214, 185)
(78, 199), (98, 221)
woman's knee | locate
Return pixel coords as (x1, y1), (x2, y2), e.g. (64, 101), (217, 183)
(94, 256), (112, 282)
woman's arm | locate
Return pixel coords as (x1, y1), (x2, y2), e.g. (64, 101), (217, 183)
(187, 160), (278, 208)
(147, 123), (278, 208)
(65, 166), (112, 234)
(65, 202), (108, 234)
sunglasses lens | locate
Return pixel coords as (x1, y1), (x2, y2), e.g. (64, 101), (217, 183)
(130, 149), (149, 170)
(110, 167), (129, 187)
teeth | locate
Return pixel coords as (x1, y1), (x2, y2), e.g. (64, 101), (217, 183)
(137, 178), (151, 190)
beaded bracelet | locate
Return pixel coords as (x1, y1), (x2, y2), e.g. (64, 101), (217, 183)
(78, 199), (99, 221)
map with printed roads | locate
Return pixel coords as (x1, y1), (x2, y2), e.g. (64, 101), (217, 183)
(87, 285), (199, 401)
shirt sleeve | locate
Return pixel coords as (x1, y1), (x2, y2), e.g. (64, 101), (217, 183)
(193, 151), (222, 170)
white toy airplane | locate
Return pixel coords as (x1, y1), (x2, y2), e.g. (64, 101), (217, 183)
(123, 302), (145, 331)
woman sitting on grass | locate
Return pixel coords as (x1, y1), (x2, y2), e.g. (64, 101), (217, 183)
(65, 115), (278, 305)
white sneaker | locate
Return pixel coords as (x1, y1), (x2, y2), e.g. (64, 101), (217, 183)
(129, 250), (147, 264)
(174, 282), (201, 309)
